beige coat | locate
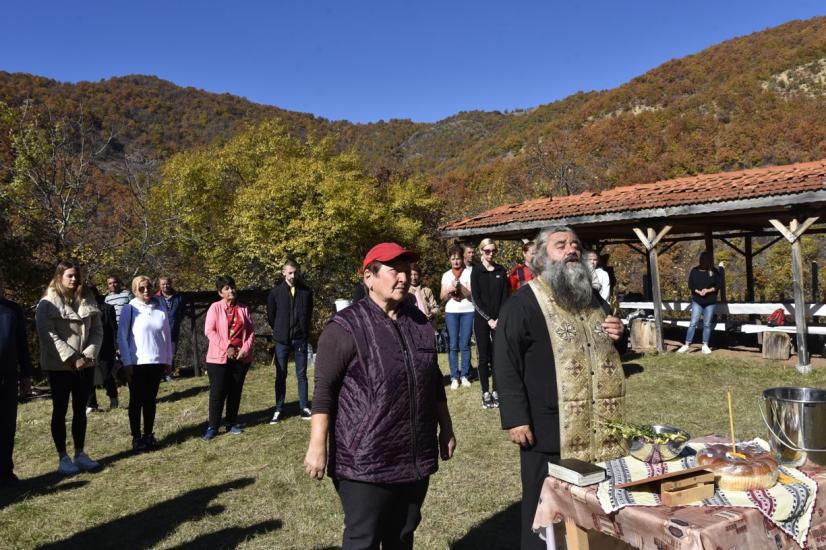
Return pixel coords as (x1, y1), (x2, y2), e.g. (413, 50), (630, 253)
(409, 285), (440, 326)
(35, 288), (103, 372)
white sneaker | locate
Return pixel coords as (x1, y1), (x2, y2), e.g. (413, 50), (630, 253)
(461, 377), (471, 388)
(269, 411), (281, 424)
(702, 344), (712, 355)
(58, 455), (80, 475)
(450, 379), (459, 391)
(676, 344), (690, 354)
(85, 406), (95, 416)
(73, 452), (99, 471)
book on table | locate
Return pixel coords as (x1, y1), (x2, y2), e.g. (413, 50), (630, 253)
(548, 458), (606, 486)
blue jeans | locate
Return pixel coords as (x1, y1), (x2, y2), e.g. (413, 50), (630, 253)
(274, 338), (308, 412)
(685, 302), (716, 345)
(446, 312), (474, 380)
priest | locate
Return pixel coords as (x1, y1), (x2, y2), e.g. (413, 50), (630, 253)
(494, 225), (627, 550)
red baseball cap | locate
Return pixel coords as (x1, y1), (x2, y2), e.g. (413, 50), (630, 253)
(362, 242), (420, 270)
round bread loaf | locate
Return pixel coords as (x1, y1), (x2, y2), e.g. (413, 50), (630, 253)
(696, 444), (779, 491)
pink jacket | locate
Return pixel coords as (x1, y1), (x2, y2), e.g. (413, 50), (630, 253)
(205, 300), (255, 364)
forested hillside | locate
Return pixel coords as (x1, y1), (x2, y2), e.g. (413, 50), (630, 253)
(2, 16), (826, 305)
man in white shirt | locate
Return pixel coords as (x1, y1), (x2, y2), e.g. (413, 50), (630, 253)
(586, 251), (611, 302)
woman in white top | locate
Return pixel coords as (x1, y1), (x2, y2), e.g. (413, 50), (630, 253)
(117, 275), (173, 452)
(440, 245), (474, 390)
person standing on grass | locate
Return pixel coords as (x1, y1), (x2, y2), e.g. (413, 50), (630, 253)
(35, 260), (103, 475)
(86, 284), (120, 413)
(471, 238), (509, 409)
(0, 271), (32, 487)
(118, 276), (173, 452)
(203, 276), (255, 440)
(440, 245), (474, 390)
(156, 276), (185, 380)
(304, 243), (456, 550)
(676, 252), (721, 355)
(266, 259), (313, 424)
(493, 227), (627, 550)
(508, 241), (536, 292)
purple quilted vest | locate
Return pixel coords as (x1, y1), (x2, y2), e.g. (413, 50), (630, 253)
(329, 298), (443, 483)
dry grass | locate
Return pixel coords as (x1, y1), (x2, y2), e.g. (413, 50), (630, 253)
(2, 350), (825, 549)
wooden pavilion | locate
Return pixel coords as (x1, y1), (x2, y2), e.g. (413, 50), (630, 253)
(440, 159), (826, 373)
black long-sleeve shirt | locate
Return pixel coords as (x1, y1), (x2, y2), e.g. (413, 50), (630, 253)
(470, 262), (509, 320)
(0, 297), (32, 380)
(688, 267), (721, 306)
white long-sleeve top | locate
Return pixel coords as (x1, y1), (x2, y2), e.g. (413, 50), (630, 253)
(121, 298), (173, 366)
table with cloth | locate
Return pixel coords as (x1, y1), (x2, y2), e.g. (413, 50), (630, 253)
(533, 438), (826, 549)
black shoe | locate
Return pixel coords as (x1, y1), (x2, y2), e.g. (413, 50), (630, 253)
(132, 437), (147, 452)
(143, 433), (158, 450)
(300, 407), (312, 420)
(482, 392), (494, 409)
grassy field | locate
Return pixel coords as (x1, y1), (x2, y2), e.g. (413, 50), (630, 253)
(2, 350), (825, 549)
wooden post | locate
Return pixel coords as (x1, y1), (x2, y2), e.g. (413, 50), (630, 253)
(769, 217), (819, 373)
(565, 517), (589, 550)
(813, 261), (819, 303)
(189, 301), (201, 376)
(633, 225), (672, 353)
(704, 229), (715, 264)
(745, 236), (755, 302)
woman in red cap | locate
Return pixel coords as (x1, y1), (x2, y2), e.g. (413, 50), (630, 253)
(305, 242), (456, 550)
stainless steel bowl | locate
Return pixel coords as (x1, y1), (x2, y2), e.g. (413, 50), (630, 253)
(621, 424), (691, 463)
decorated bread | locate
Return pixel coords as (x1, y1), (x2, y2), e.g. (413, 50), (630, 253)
(696, 444), (779, 491)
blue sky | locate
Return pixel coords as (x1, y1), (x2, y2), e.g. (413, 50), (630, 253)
(1, 1), (823, 123)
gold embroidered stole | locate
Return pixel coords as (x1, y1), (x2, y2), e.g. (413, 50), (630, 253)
(529, 278), (625, 462)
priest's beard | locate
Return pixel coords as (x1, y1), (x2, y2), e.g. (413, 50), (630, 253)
(541, 256), (593, 312)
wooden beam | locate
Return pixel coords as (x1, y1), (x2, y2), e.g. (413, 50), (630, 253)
(745, 236), (755, 302)
(650, 225), (672, 248)
(634, 227), (667, 353)
(633, 227), (653, 250)
(769, 219), (797, 242)
(791, 234), (811, 372)
(623, 242), (647, 256)
(719, 237), (745, 256)
(754, 236), (784, 256)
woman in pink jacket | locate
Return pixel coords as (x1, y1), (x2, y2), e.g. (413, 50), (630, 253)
(202, 276), (255, 440)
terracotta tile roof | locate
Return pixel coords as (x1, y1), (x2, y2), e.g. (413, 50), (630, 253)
(441, 159), (826, 234)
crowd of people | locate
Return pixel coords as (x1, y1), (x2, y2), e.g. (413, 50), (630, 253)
(1, 231), (623, 549)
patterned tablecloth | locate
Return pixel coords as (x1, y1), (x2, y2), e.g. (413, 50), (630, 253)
(533, 438), (826, 549)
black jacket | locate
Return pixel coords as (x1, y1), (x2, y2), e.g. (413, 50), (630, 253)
(97, 298), (117, 362)
(0, 297), (32, 380)
(267, 281), (313, 344)
(688, 267), (722, 307)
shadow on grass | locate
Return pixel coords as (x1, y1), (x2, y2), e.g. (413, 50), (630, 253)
(156, 384), (210, 404)
(0, 479), (89, 510)
(36, 477), (257, 549)
(621, 351), (646, 361)
(166, 518), (283, 549)
(623, 363), (645, 377)
(450, 500), (520, 549)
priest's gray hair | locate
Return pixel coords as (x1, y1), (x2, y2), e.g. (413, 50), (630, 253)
(529, 225), (580, 274)
(530, 225), (593, 312)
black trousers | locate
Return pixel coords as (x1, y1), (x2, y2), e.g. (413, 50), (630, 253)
(87, 359), (118, 409)
(128, 364), (164, 438)
(48, 369), (94, 456)
(206, 361), (249, 429)
(0, 375), (18, 479)
(335, 477), (430, 550)
(474, 315), (496, 393)
(520, 449), (559, 550)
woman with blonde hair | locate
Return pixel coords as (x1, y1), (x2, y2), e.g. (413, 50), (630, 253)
(470, 238), (509, 409)
(117, 275), (173, 452)
(35, 260), (103, 475)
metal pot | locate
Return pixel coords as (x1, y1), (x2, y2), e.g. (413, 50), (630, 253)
(760, 387), (826, 467)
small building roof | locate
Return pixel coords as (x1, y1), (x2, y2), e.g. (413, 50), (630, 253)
(440, 159), (826, 242)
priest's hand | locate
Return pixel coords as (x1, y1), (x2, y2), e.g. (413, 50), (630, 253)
(509, 425), (535, 447)
(602, 316), (624, 341)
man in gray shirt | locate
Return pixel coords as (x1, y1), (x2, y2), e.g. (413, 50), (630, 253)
(104, 275), (132, 325)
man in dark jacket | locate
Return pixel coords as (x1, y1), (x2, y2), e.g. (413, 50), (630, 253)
(157, 276), (185, 380)
(0, 272), (32, 487)
(267, 259), (313, 422)
(304, 242), (456, 550)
